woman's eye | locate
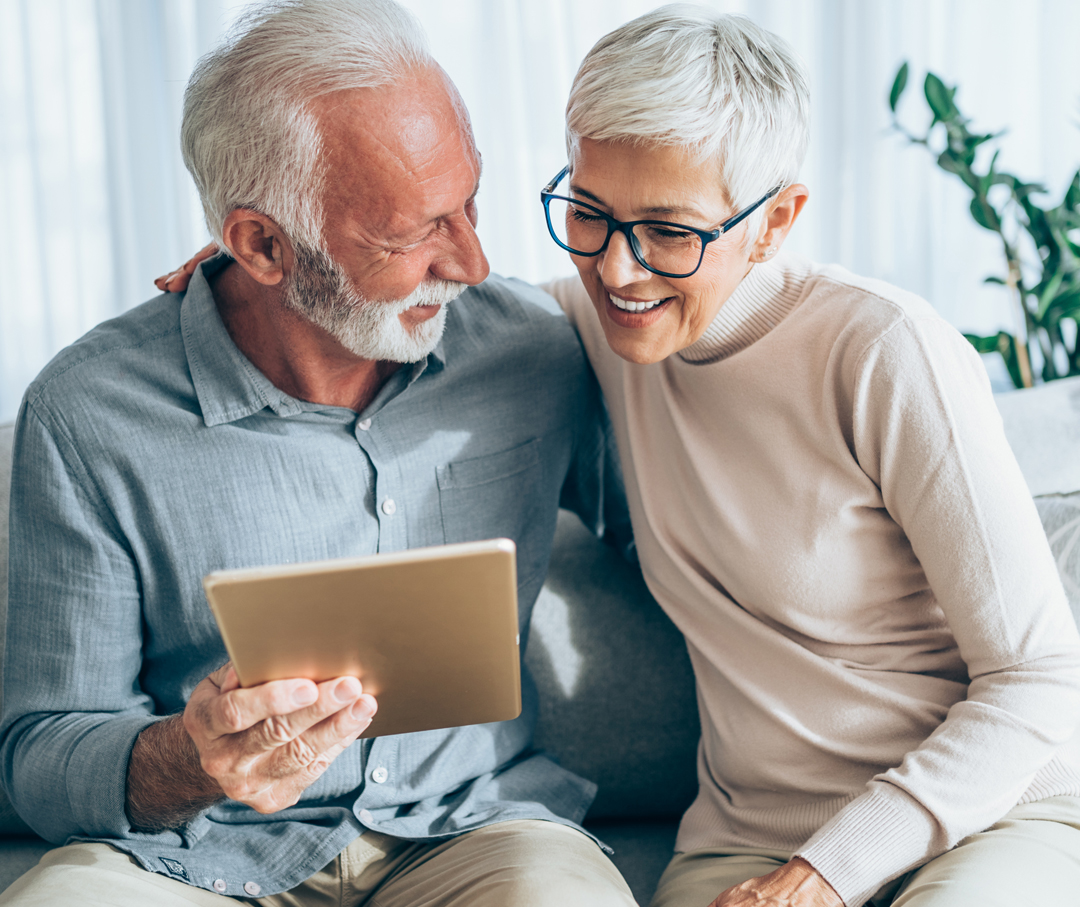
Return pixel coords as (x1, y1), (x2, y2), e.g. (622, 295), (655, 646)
(647, 225), (695, 243)
(569, 206), (603, 223)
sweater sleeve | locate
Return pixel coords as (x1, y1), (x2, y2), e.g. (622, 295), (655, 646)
(0, 400), (158, 844)
(797, 315), (1080, 905)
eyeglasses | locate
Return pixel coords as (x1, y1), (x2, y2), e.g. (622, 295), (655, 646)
(540, 167), (780, 279)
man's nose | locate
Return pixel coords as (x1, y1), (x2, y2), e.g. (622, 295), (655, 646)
(430, 215), (490, 286)
(598, 229), (651, 288)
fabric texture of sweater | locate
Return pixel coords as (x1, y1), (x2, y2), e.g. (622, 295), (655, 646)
(543, 253), (1080, 906)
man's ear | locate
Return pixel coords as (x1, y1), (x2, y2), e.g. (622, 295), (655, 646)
(749, 184), (809, 263)
(220, 210), (292, 286)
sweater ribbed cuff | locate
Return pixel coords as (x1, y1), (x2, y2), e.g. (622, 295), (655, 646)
(796, 785), (940, 907)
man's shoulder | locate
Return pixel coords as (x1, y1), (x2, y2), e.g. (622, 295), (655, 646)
(451, 274), (572, 335)
(443, 274), (585, 369)
(25, 293), (187, 414)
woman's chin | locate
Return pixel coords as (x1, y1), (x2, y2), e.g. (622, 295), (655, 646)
(599, 317), (681, 364)
(594, 290), (682, 363)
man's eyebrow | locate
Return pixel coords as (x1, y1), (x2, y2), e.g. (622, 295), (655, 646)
(569, 183), (705, 221)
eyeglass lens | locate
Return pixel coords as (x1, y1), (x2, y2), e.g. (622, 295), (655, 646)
(546, 197), (703, 275)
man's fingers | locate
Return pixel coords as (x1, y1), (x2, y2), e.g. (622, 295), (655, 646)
(267, 693), (377, 779)
(187, 242), (219, 271)
(238, 677), (364, 752)
(197, 676), (321, 740)
(153, 242), (221, 293)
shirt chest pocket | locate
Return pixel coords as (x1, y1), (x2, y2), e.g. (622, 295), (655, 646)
(436, 438), (547, 586)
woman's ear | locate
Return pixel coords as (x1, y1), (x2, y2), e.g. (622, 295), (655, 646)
(220, 210), (293, 286)
(750, 184), (809, 263)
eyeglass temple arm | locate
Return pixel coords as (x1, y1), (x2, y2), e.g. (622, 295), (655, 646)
(542, 166), (570, 197)
(720, 185), (782, 233)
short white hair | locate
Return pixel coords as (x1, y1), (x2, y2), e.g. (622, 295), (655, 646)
(181, 0), (433, 249)
(566, 4), (809, 225)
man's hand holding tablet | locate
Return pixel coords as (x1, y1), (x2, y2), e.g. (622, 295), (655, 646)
(126, 663), (376, 829)
(184, 662), (378, 812)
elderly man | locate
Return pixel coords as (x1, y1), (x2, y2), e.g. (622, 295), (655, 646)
(0, 1), (635, 905)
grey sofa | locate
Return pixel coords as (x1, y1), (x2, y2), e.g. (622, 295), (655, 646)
(0, 376), (1078, 904)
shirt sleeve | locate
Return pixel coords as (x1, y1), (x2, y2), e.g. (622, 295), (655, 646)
(796, 315), (1080, 905)
(0, 399), (158, 844)
(540, 278), (635, 561)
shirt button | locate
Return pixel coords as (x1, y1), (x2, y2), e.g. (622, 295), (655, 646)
(358, 808), (374, 824)
(381, 498), (397, 515)
(358, 418), (372, 431)
(212, 879), (227, 893)
(371, 766), (389, 783)
(244, 881), (262, 896)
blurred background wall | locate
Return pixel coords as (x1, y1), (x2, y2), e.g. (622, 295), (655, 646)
(2, 0), (1078, 420)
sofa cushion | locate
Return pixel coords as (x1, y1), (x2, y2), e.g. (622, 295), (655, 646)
(527, 511), (699, 821)
(1035, 494), (1080, 622)
(996, 375), (1080, 496)
(0, 423), (32, 836)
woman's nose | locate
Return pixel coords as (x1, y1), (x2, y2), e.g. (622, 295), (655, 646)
(598, 229), (653, 287)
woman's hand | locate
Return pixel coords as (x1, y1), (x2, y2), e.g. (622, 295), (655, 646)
(154, 242), (221, 293)
(710, 858), (843, 907)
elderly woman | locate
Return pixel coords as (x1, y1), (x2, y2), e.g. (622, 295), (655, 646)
(540, 6), (1080, 907)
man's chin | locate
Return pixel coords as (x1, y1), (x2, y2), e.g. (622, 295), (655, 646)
(337, 301), (448, 363)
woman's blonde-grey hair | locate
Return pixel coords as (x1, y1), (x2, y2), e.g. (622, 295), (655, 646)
(181, 0), (433, 250)
(566, 4), (810, 225)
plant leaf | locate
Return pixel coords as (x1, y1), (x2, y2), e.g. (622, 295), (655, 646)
(964, 332), (1004, 353)
(889, 62), (909, 112)
(969, 195), (1002, 232)
(964, 332), (1024, 388)
(1065, 170), (1080, 211)
(924, 72), (955, 123)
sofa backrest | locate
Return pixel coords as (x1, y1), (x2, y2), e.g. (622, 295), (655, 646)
(0, 423), (11, 711)
(526, 512), (699, 819)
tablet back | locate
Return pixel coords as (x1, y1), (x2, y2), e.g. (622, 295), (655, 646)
(203, 539), (521, 738)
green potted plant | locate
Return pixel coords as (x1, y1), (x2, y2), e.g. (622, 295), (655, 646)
(888, 62), (1080, 388)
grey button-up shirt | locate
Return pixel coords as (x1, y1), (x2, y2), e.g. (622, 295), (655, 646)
(1, 258), (625, 897)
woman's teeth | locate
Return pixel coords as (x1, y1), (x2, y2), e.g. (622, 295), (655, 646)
(608, 293), (664, 313)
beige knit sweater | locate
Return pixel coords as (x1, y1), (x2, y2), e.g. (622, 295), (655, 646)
(543, 254), (1080, 906)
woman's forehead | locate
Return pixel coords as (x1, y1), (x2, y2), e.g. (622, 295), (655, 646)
(570, 138), (729, 219)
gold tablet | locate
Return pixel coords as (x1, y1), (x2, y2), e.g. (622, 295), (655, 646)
(202, 538), (521, 738)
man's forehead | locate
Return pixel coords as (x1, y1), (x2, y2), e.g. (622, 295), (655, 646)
(312, 74), (481, 240)
(314, 68), (470, 147)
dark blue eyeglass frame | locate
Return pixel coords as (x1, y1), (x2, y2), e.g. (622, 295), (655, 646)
(540, 166), (780, 279)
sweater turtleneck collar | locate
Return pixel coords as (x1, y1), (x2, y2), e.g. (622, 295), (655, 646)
(678, 251), (812, 364)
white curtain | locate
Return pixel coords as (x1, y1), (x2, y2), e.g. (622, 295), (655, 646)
(3, 0), (1079, 421)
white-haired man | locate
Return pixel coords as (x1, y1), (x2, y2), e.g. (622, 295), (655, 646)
(0, 2), (636, 905)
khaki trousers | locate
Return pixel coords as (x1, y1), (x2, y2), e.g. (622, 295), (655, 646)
(0, 820), (636, 907)
(649, 796), (1080, 907)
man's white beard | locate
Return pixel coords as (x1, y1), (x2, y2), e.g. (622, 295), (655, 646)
(284, 242), (465, 363)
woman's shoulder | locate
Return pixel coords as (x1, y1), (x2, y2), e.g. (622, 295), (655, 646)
(538, 274), (591, 320)
(791, 258), (969, 369)
(800, 259), (943, 334)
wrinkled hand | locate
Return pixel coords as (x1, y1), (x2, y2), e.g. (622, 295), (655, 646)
(154, 242), (221, 293)
(710, 858), (843, 907)
(183, 663), (377, 814)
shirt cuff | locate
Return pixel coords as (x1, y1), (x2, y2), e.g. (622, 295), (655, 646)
(796, 785), (941, 907)
(67, 714), (159, 839)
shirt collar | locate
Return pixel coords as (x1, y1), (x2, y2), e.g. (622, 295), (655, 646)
(180, 256), (446, 427)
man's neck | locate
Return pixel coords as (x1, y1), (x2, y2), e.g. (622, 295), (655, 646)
(210, 262), (402, 414)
